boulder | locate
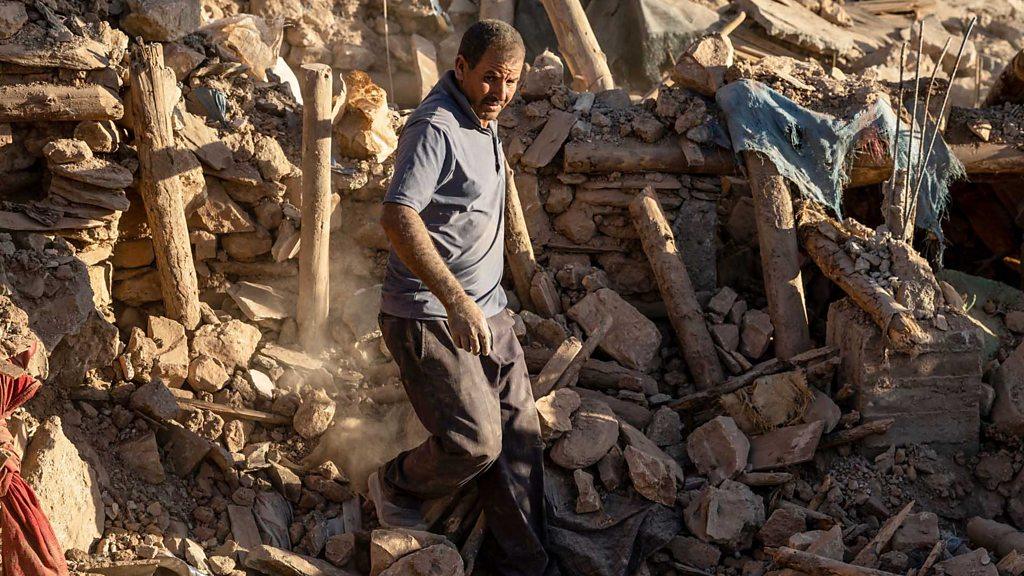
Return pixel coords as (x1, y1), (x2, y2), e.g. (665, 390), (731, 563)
(535, 388), (580, 439)
(686, 416), (749, 484)
(294, 389), (336, 439)
(43, 138), (92, 164)
(378, 545), (464, 576)
(22, 417), (104, 553)
(625, 445), (676, 506)
(370, 529), (453, 576)
(685, 479), (765, 550)
(550, 398), (619, 469)
(191, 319), (261, 370)
(335, 71), (397, 162)
(122, 0), (203, 41)
(567, 288), (662, 372)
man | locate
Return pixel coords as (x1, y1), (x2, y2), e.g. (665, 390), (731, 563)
(371, 19), (549, 576)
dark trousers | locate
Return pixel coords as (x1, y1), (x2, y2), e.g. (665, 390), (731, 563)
(379, 310), (549, 576)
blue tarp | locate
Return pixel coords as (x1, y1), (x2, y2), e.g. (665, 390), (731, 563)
(716, 79), (965, 238)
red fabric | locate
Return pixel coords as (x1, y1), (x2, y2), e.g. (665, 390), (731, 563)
(0, 344), (70, 576)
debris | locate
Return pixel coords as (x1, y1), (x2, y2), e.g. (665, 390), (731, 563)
(685, 479), (766, 550)
(747, 421), (824, 471)
(550, 398), (619, 469)
(625, 444), (677, 506)
(567, 288), (662, 372)
(574, 469), (602, 513)
(686, 416), (750, 484)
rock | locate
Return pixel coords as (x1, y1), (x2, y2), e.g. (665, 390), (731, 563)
(43, 138), (92, 164)
(184, 538), (209, 572)
(632, 115), (666, 143)
(130, 380), (181, 421)
(758, 507), (807, 547)
(892, 512), (940, 552)
(672, 33), (734, 96)
(708, 287), (739, 316)
(1007, 311), (1024, 334)
(520, 50), (564, 100)
(191, 319), (262, 370)
(536, 388), (581, 439)
(117, 432), (166, 484)
(335, 71), (397, 162)
(269, 463), (304, 503)
(245, 544), (348, 576)
(574, 469), (602, 513)
(790, 525), (844, 560)
(378, 545), (464, 576)
(625, 445), (676, 506)
(740, 309), (774, 359)
(568, 288), (662, 372)
(686, 416), (749, 484)
(341, 284), (383, 341)
(710, 324), (740, 352)
(122, 0), (204, 41)
(112, 239), (155, 269)
(294, 389), (336, 439)
(803, 387), (841, 433)
(162, 42), (206, 81)
(685, 479), (765, 550)
(550, 398), (619, 469)
(208, 556), (237, 576)
(223, 226), (273, 261)
(22, 417), (104, 553)
(325, 533), (356, 567)
(370, 529), (453, 576)
(248, 369), (276, 399)
(645, 407), (682, 447)
(188, 356), (230, 393)
(597, 445), (627, 491)
(254, 136), (297, 182)
(668, 536), (721, 570)
(936, 548), (998, 576)
(48, 157), (132, 189)
(188, 183), (256, 234)
(553, 202), (597, 244)
(0, 1), (28, 40)
(976, 452), (1015, 491)
(149, 315), (189, 388)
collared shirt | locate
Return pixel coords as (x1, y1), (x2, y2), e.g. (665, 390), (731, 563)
(380, 70), (508, 320)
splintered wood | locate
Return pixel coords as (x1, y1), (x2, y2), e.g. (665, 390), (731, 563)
(129, 43), (200, 330)
(538, 0), (614, 92)
(503, 162), (539, 311)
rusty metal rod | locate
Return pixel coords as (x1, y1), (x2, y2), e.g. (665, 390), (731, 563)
(913, 37), (951, 195)
(901, 19), (925, 238)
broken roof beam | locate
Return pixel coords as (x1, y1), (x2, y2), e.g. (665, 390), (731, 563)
(538, 0), (614, 92)
(0, 37), (112, 70)
(0, 84), (123, 122)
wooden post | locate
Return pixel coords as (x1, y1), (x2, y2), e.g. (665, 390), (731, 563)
(297, 64), (333, 352)
(538, 0), (614, 92)
(479, 0), (515, 23)
(983, 48), (1024, 107)
(129, 43), (200, 330)
(743, 151), (811, 360)
(769, 547), (902, 576)
(629, 187), (724, 388)
(503, 162), (538, 311)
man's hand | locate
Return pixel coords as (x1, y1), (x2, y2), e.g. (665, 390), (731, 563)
(446, 295), (491, 356)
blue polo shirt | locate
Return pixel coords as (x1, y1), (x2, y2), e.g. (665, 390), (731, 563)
(380, 70), (508, 320)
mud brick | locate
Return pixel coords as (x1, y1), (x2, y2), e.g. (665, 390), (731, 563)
(826, 299), (982, 455)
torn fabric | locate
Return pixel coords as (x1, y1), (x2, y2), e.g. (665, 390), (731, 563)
(716, 79), (965, 238)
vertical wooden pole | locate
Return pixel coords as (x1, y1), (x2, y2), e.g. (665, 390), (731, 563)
(743, 151), (812, 360)
(480, 0), (515, 23)
(538, 0), (614, 92)
(129, 43), (200, 330)
(298, 64), (333, 352)
(629, 187), (723, 388)
(503, 163), (538, 311)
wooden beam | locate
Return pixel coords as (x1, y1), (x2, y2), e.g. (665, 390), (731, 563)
(129, 43), (200, 330)
(554, 313), (613, 391)
(532, 338), (583, 398)
(297, 64), (333, 353)
(177, 398), (291, 425)
(769, 547), (903, 576)
(744, 151), (811, 360)
(0, 84), (123, 122)
(538, 0), (614, 91)
(630, 186), (724, 388)
(504, 162), (539, 311)
(852, 501), (915, 568)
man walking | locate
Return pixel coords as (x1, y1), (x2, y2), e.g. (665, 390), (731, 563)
(371, 19), (549, 576)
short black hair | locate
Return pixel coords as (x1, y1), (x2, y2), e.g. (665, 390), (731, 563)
(457, 19), (525, 69)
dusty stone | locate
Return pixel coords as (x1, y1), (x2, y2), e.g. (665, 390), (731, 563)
(378, 545), (464, 576)
(191, 319), (262, 370)
(550, 398), (619, 469)
(245, 544), (347, 576)
(117, 432), (165, 484)
(1007, 311), (1024, 334)
(625, 444), (676, 506)
(254, 136), (296, 182)
(112, 239), (155, 269)
(536, 388), (581, 439)
(370, 529), (453, 576)
(936, 548), (998, 576)
(632, 115), (666, 143)
(188, 183), (256, 234)
(149, 315), (189, 387)
(0, 1), (28, 40)
(184, 539), (209, 572)
(130, 380), (181, 421)
(43, 138), (92, 165)
(668, 536), (721, 569)
(294, 389), (336, 439)
(122, 0), (204, 41)
(597, 445), (627, 491)
(545, 183), (574, 214)
(708, 287), (739, 317)
(646, 407), (682, 447)
(162, 42), (206, 81)
(740, 309), (774, 359)
(188, 356), (230, 393)
(685, 479), (765, 550)
(803, 387), (841, 433)
(574, 469), (602, 513)
(325, 533), (356, 567)
(335, 71), (397, 162)
(208, 556), (237, 576)
(892, 512), (939, 551)
(223, 226), (273, 261)
(48, 157), (132, 189)
(520, 50), (564, 100)
(687, 416), (750, 484)
(758, 507), (807, 547)
(22, 417), (104, 553)
(553, 202), (597, 244)
(711, 324), (741, 352)
(568, 288), (662, 372)
(672, 33), (734, 96)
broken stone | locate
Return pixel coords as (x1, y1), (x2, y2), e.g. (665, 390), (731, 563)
(245, 544), (348, 576)
(747, 421), (824, 471)
(708, 287), (739, 316)
(672, 33), (734, 96)
(645, 406), (682, 447)
(668, 535), (721, 569)
(597, 445), (627, 491)
(162, 42), (206, 81)
(1007, 311), (1024, 334)
(191, 319), (262, 371)
(625, 444), (676, 506)
(335, 71), (398, 162)
(378, 544), (464, 576)
(117, 432), (166, 484)
(686, 416), (750, 484)
(370, 529), (453, 576)
(325, 533), (356, 567)
(740, 309), (774, 359)
(536, 388), (581, 440)
(550, 398), (619, 469)
(758, 507), (807, 547)
(936, 548), (998, 576)
(223, 226), (273, 261)
(720, 370), (812, 434)
(632, 115), (666, 143)
(685, 479), (765, 550)
(0, 1), (28, 40)
(184, 538), (209, 572)
(50, 156), (133, 189)
(149, 315), (189, 388)
(130, 380), (181, 421)
(294, 388), (336, 439)
(43, 138), (92, 165)
(711, 324), (741, 352)
(520, 50), (564, 100)
(22, 417), (104, 553)
(892, 512), (940, 552)
(188, 183), (256, 234)
(574, 469), (602, 513)
(254, 135), (297, 182)
(188, 356), (230, 393)
(122, 0), (204, 41)
(568, 288), (662, 372)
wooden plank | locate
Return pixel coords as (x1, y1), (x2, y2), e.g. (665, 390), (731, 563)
(177, 398), (291, 426)
(521, 110), (577, 169)
(748, 420), (824, 470)
(0, 84), (123, 122)
(532, 337), (583, 398)
(0, 37), (111, 70)
(538, 0), (614, 91)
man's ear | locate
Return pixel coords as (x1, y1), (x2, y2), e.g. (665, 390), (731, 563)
(454, 54), (467, 81)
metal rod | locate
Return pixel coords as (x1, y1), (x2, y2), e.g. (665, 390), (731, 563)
(900, 19), (925, 239)
(910, 17), (978, 205)
(913, 37), (951, 194)
(887, 41), (909, 226)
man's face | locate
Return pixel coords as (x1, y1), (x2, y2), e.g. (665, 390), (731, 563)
(454, 47), (524, 125)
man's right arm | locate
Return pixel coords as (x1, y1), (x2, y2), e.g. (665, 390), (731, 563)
(380, 204), (491, 355)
